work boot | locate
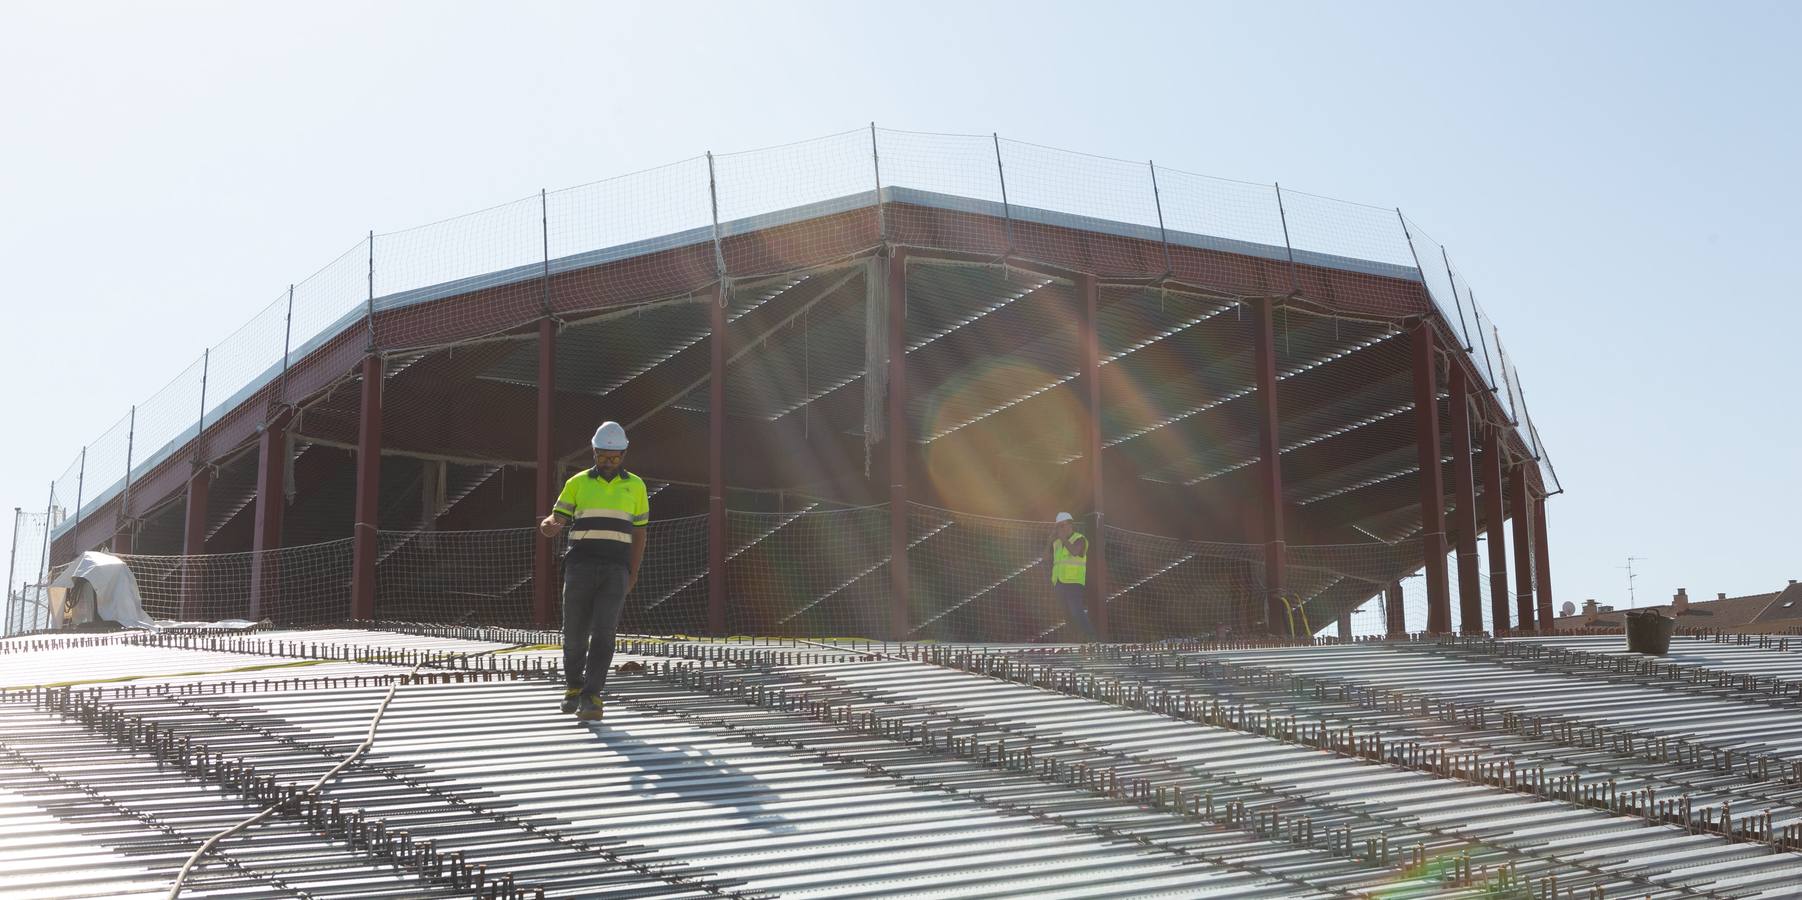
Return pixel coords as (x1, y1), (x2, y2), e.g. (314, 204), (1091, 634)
(575, 693), (605, 722)
(559, 687), (581, 714)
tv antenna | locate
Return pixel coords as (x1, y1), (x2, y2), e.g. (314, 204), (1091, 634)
(1619, 556), (1647, 609)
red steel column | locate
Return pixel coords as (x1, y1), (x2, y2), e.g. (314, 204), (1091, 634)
(1252, 298), (1287, 635)
(1079, 274), (1108, 640)
(1448, 364), (1483, 634)
(349, 353), (383, 620)
(248, 407), (291, 619)
(533, 318), (557, 627)
(1481, 422), (1510, 633)
(887, 250), (911, 640)
(1411, 321), (1451, 635)
(708, 282), (728, 635)
(1509, 464), (1535, 630)
(1385, 581), (1406, 636)
(1534, 493), (1555, 632)
(180, 464), (210, 618)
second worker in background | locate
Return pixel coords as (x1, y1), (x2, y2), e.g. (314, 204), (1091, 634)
(539, 420), (649, 721)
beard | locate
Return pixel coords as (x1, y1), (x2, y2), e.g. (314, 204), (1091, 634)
(596, 460), (622, 478)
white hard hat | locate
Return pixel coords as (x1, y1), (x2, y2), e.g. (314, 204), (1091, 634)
(591, 421), (629, 451)
(1054, 512), (1074, 524)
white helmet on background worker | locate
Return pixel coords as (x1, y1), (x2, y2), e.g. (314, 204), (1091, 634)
(591, 421), (629, 451)
(1054, 512), (1074, 524)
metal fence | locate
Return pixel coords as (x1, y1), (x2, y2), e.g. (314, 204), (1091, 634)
(31, 126), (1559, 556)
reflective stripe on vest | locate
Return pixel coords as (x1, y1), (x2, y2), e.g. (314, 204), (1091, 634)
(1052, 532), (1087, 585)
(554, 469), (649, 552)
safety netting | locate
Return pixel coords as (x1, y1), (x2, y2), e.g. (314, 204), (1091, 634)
(1, 503), (1489, 643)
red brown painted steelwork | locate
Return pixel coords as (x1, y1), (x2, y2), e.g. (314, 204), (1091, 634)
(887, 249), (911, 639)
(1481, 421), (1510, 632)
(248, 407), (291, 619)
(1448, 363), (1483, 634)
(1251, 298), (1287, 634)
(533, 318), (557, 627)
(1533, 494), (1555, 632)
(349, 354), (383, 620)
(1411, 321), (1450, 635)
(1078, 274), (1108, 640)
(1385, 581), (1406, 636)
(707, 282), (728, 635)
(179, 465), (209, 618)
(1510, 464), (1535, 630)
(53, 202), (1534, 589)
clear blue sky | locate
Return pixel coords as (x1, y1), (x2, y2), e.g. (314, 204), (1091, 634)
(3, 1), (1797, 617)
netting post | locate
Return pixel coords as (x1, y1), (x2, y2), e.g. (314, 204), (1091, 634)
(533, 317), (557, 628)
(1251, 297), (1287, 635)
(1481, 422), (1510, 633)
(992, 134), (1016, 257)
(707, 281), (728, 636)
(1533, 494), (1555, 633)
(1448, 363), (1483, 635)
(870, 123), (886, 244)
(364, 231), (377, 351)
(1410, 322), (1450, 635)
(1336, 610), (1352, 642)
(350, 353), (384, 621)
(116, 406), (136, 555)
(72, 447), (86, 542)
(886, 248), (911, 640)
(1441, 246), (1474, 352)
(37, 483), (54, 599)
(248, 407), (292, 620)
(1509, 462), (1535, 630)
(280, 285), (294, 405)
(180, 463), (210, 619)
(1275, 184), (1298, 296)
(1149, 161), (1172, 278)
(1078, 273), (1108, 641)
(5, 507), (18, 634)
(539, 188), (552, 317)
(1385, 581), (1406, 636)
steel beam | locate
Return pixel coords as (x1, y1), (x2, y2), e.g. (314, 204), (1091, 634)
(1481, 422), (1510, 633)
(1534, 493), (1555, 632)
(1410, 321), (1450, 635)
(1078, 274), (1108, 640)
(887, 249), (911, 639)
(1510, 463), (1535, 630)
(180, 464), (210, 619)
(708, 282), (728, 635)
(1385, 580), (1406, 636)
(1252, 298), (1286, 634)
(533, 318), (557, 628)
(1448, 363), (1482, 634)
(350, 353), (383, 621)
(248, 408), (291, 620)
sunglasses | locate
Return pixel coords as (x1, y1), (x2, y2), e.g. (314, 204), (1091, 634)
(593, 451), (625, 463)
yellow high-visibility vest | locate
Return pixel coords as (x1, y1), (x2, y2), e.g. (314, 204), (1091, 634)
(552, 469), (649, 562)
(1051, 532), (1088, 585)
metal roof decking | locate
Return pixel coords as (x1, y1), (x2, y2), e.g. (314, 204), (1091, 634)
(9, 628), (1797, 898)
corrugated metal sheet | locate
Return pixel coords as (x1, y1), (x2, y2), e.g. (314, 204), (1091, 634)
(4, 628), (1802, 898)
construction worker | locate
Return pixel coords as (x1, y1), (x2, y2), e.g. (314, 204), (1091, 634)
(538, 421), (649, 721)
(1048, 512), (1097, 641)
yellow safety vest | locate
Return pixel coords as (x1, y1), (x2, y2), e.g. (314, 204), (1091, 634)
(1051, 532), (1087, 585)
(552, 469), (650, 562)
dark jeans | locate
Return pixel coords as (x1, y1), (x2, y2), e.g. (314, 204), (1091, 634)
(1055, 582), (1097, 641)
(563, 558), (629, 695)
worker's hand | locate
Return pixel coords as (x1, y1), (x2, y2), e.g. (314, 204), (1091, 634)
(626, 571), (638, 595)
(538, 515), (564, 538)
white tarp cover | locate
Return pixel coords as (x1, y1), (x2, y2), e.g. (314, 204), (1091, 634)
(49, 552), (153, 629)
